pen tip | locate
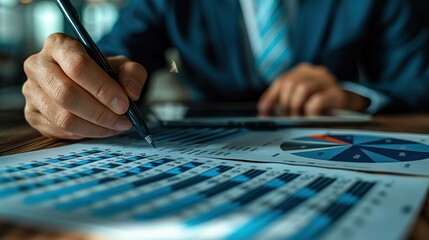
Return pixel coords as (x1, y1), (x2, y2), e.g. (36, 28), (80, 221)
(145, 135), (157, 149)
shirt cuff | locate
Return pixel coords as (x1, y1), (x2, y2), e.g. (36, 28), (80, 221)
(341, 81), (390, 114)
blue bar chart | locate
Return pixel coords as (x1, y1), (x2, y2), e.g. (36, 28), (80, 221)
(0, 143), (427, 240)
(119, 126), (248, 147)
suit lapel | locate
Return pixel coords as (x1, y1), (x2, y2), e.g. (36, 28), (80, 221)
(292, 0), (336, 64)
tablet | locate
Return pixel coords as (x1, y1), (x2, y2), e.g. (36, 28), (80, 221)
(149, 102), (371, 129)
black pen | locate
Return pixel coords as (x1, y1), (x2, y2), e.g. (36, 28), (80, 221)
(53, 0), (156, 148)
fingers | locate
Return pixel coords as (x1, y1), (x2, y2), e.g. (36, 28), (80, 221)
(43, 33), (129, 115)
(302, 88), (370, 116)
(257, 80), (281, 115)
(23, 81), (81, 139)
(304, 88), (344, 116)
(288, 78), (327, 116)
(23, 80), (122, 139)
(257, 63), (341, 116)
(22, 33), (149, 139)
(24, 52), (132, 132)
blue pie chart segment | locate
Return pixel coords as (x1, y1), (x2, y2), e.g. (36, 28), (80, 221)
(359, 146), (429, 161)
(283, 134), (429, 163)
(359, 144), (429, 152)
(329, 146), (374, 163)
(360, 149), (401, 163)
(293, 146), (351, 161)
(352, 135), (387, 145)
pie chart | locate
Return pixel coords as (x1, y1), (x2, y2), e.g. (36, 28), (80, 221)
(280, 134), (429, 163)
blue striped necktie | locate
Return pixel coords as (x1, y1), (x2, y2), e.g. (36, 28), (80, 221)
(253, 0), (292, 82)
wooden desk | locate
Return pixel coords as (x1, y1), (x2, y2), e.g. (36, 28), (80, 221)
(1, 110), (428, 240)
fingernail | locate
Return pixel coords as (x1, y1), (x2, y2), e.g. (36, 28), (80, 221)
(111, 97), (128, 113)
(115, 116), (132, 130)
(127, 78), (141, 99)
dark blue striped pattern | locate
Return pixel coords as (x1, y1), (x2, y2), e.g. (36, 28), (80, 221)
(133, 169), (266, 220)
(186, 172), (300, 226)
(227, 177), (336, 239)
(289, 181), (375, 240)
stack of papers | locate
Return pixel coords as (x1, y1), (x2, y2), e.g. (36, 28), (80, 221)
(0, 126), (428, 239)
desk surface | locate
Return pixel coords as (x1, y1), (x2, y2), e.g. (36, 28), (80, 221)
(0, 110), (428, 240)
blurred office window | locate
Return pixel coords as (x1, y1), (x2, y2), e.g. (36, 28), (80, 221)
(0, 0), (125, 109)
(0, 0), (25, 88)
(83, 1), (119, 43)
(33, 1), (64, 48)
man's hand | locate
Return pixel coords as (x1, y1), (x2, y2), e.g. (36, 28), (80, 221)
(22, 33), (147, 139)
(257, 63), (369, 116)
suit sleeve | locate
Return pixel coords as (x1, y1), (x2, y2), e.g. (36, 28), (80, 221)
(359, 0), (429, 112)
(97, 0), (171, 74)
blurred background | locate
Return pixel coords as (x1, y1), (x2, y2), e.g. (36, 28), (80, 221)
(0, 0), (429, 111)
(0, 0), (125, 110)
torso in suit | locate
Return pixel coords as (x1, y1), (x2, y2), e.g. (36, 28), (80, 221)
(98, 0), (429, 112)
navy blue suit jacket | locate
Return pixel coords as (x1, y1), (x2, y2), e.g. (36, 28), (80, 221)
(98, 0), (429, 112)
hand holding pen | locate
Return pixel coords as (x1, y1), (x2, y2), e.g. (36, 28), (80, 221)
(22, 0), (155, 147)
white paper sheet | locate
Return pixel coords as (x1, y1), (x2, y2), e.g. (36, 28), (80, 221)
(184, 128), (429, 176)
(0, 142), (428, 240)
